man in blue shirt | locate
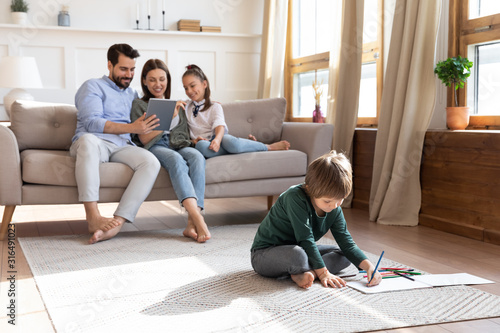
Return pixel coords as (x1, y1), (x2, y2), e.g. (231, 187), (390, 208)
(70, 43), (161, 244)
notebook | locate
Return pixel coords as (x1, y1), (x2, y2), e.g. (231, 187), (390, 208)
(145, 98), (177, 131)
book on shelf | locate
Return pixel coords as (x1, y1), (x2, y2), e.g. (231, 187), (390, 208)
(178, 19), (200, 32)
(200, 26), (221, 33)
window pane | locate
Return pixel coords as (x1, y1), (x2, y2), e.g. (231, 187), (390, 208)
(469, 0), (500, 19)
(293, 70), (329, 118)
(468, 42), (500, 115)
(293, 0), (334, 58)
(363, 0), (378, 43)
(358, 62), (377, 118)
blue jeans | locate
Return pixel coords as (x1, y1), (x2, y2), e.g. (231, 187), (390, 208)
(149, 133), (206, 209)
(251, 244), (351, 278)
(195, 134), (267, 159)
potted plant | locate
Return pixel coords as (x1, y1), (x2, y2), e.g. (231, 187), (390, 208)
(434, 55), (473, 130)
(10, 0), (29, 25)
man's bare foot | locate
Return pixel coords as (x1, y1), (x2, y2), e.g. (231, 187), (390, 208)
(291, 271), (315, 289)
(88, 216), (122, 233)
(248, 134), (257, 141)
(267, 140), (290, 151)
(88, 223), (123, 244)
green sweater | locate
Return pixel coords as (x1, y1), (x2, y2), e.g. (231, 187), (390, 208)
(251, 184), (367, 270)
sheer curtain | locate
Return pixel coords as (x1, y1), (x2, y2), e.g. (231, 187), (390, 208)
(326, 0), (364, 207)
(258, 0), (289, 99)
(369, 0), (442, 226)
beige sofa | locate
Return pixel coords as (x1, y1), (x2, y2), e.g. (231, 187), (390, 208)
(0, 97), (333, 238)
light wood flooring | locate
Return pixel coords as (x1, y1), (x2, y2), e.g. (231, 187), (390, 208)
(1, 197), (499, 333)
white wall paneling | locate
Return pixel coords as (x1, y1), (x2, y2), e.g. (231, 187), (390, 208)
(0, 24), (262, 121)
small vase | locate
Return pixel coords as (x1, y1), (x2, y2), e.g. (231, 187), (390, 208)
(11, 12), (28, 25)
(446, 106), (470, 130)
(312, 105), (324, 123)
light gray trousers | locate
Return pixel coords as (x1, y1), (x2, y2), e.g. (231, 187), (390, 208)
(70, 133), (160, 222)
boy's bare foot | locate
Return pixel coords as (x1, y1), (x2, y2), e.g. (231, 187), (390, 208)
(248, 134), (257, 141)
(267, 140), (290, 151)
(88, 222), (123, 244)
(291, 271), (315, 289)
(88, 216), (122, 233)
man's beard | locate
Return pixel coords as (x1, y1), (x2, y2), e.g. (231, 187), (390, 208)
(111, 73), (132, 89)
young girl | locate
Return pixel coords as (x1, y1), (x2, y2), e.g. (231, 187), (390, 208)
(130, 59), (210, 243)
(181, 64), (291, 158)
(251, 151), (382, 289)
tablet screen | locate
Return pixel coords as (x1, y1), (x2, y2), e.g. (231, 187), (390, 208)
(145, 98), (177, 131)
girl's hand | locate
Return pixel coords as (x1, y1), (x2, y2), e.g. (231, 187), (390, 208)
(174, 100), (186, 118)
(318, 270), (346, 288)
(209, 138), (221, 152)
(366, 269), (382, 287)
(193, 136), (207, 145)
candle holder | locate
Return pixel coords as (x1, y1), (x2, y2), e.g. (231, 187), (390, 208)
(161, 10), (167, 31)
(147, 15), (152, 30)
(134, 19), (140, 30)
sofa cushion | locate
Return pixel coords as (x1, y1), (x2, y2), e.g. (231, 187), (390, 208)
(10, 100), (77, 151)
(205, 150), (307, 184)
(20, 150), (172, 188)
(222, 98), (286, 144)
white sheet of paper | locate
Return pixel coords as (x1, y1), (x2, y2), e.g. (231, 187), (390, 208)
(347, 272), (494, 294)
(413, 273), (494, 287)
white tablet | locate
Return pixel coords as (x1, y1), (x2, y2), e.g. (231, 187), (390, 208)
(145, 98), (177, 131)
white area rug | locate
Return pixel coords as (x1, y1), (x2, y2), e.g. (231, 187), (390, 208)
(19, 224), (500, 333)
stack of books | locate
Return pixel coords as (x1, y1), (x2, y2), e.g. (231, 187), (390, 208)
(200, 26), (222, 33)
(177, 19), (201, 32)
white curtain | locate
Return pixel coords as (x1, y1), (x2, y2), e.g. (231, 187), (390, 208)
(258, 0), (289, 99)
(369, 0), (442, 225)
(326, 0), (364, 207)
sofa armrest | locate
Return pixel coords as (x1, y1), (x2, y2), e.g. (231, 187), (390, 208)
(281, 122), (334, 164)
(0, 125), (22, 205)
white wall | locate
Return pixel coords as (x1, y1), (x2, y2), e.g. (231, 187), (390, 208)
(0, 0), (263, 34)
(0, 0), (264, 120)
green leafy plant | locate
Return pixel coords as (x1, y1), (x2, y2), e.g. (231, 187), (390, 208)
(434, 55), (473, 107)
(10, 0), (29, 12)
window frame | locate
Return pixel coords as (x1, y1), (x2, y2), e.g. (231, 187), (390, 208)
(450, 0), (500, 128)
(284, 0), (384, 126)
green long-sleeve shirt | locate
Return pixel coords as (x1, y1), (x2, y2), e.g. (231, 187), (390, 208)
(251, 184), (367, 270)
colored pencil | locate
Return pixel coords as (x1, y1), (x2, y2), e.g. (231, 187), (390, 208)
(369, 250), (384, 284)
(393, 271), (415, 281)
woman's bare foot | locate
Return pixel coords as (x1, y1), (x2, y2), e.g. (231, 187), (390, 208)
(248, 134), (257, 141)
(190, 212), (211, 243)
(267, 140), (290, 151)
(88, 222), (124, 244)
(183, 222), (198, 241)
(291, 271), (315, 289)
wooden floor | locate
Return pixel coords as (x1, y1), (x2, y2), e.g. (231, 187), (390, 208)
(1, 197), (499, 333)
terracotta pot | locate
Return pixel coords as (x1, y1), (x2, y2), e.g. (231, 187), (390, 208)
(446, 106), (470, 130)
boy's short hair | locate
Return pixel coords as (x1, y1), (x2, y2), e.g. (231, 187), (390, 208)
(304, 151), (352, 199)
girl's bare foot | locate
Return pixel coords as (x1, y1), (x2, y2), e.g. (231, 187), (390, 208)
(267, 140), (290, 151)
(291, 271), (315, 289)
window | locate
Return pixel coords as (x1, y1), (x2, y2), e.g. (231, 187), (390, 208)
(285, 0), (384, 126)
(451, 0), (500, 128)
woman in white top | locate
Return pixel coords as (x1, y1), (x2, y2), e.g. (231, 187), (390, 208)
(181, 64), (291, 159)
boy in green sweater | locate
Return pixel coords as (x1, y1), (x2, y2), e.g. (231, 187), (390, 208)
(251, 151), (382, 289)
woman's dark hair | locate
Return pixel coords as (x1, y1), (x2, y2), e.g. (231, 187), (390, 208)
(107, 44), (140, 66)
(140, 59), (171, 102)
(182, 64), (212, 111)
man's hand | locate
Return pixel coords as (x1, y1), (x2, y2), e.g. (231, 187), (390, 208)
(130, 113), (159, 134)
